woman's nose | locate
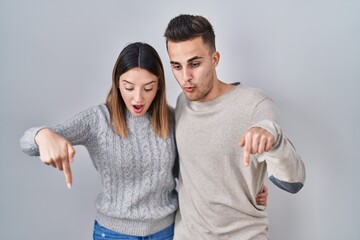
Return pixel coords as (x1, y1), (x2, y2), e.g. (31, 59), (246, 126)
(133, 90), (144, 102)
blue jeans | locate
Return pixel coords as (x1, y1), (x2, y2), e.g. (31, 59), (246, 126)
(93, 221), (174, 240)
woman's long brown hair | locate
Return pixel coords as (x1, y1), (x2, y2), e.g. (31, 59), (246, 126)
(106, 42), (172, 138)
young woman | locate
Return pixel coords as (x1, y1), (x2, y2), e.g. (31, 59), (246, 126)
(20, 42), (268, 239)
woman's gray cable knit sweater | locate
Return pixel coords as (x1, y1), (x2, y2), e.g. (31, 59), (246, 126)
(20, 104), (178, 236)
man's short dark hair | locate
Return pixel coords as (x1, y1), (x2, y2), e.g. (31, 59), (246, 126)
(164, 14), (216, 52)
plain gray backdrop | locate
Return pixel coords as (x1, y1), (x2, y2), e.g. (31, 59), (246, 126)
(1, 0), (359, 239)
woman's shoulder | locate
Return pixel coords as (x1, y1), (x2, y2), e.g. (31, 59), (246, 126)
(86, 104), (109, 115)
(76, 103), (110, 123)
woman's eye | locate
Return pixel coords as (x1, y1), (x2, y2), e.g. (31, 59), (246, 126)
(144, 88), (153, 92)
(125, 88), (134, 91)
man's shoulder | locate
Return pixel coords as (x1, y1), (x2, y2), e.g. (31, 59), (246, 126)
(233, 84), (268, 101)
(174, 92), (186, 110)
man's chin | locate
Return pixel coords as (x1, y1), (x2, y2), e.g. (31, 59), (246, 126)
(183, 93), (198, 101)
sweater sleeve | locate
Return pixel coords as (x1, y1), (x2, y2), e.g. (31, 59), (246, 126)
(20, 127), (46, 156)
(250, 98), (306, 194)
(20, 106), (100, 157)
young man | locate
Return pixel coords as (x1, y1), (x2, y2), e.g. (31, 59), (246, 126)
(164, 14), (306, 239)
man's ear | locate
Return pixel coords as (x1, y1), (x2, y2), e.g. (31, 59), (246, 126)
(212, 51), (220, 67)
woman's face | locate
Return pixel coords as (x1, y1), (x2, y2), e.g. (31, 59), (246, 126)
(118, 67), (159, 117)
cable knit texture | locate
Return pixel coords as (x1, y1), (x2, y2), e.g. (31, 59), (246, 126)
(20, 104), (178, 236)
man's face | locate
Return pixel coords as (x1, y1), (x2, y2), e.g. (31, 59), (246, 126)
(167, 37), (219, 102)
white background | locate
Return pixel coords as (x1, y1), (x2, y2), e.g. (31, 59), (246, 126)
(1, 0), (359, 239)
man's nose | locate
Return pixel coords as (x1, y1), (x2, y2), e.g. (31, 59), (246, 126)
(183, 68), (192, 83)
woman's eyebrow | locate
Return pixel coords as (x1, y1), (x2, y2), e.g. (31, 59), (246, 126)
(121, 80), (156, 85)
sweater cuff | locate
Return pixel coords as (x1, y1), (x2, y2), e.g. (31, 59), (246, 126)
(20, 126), (46, 156)
(250, 119), (279, 144)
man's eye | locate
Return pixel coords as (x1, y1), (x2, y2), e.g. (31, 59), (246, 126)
(173, 65), (182, 70)
(191, 62), (200, 68)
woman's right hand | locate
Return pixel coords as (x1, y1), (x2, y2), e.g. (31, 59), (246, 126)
(35, 128), (75, 189)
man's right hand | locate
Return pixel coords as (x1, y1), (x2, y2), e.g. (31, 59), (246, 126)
(35, 128), (75, 189)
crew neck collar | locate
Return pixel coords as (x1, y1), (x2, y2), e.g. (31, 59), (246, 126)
(187, 82), (241, 110)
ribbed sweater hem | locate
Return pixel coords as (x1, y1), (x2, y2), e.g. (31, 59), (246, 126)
(95, 211), (175, 236)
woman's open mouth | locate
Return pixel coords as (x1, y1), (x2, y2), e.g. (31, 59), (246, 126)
(133, 104), (144, 113)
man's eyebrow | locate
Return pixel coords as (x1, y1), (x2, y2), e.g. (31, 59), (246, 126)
(170, 56), (203, 65)
(170, 60), (179, 65)
(187, 56), (202, 63)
